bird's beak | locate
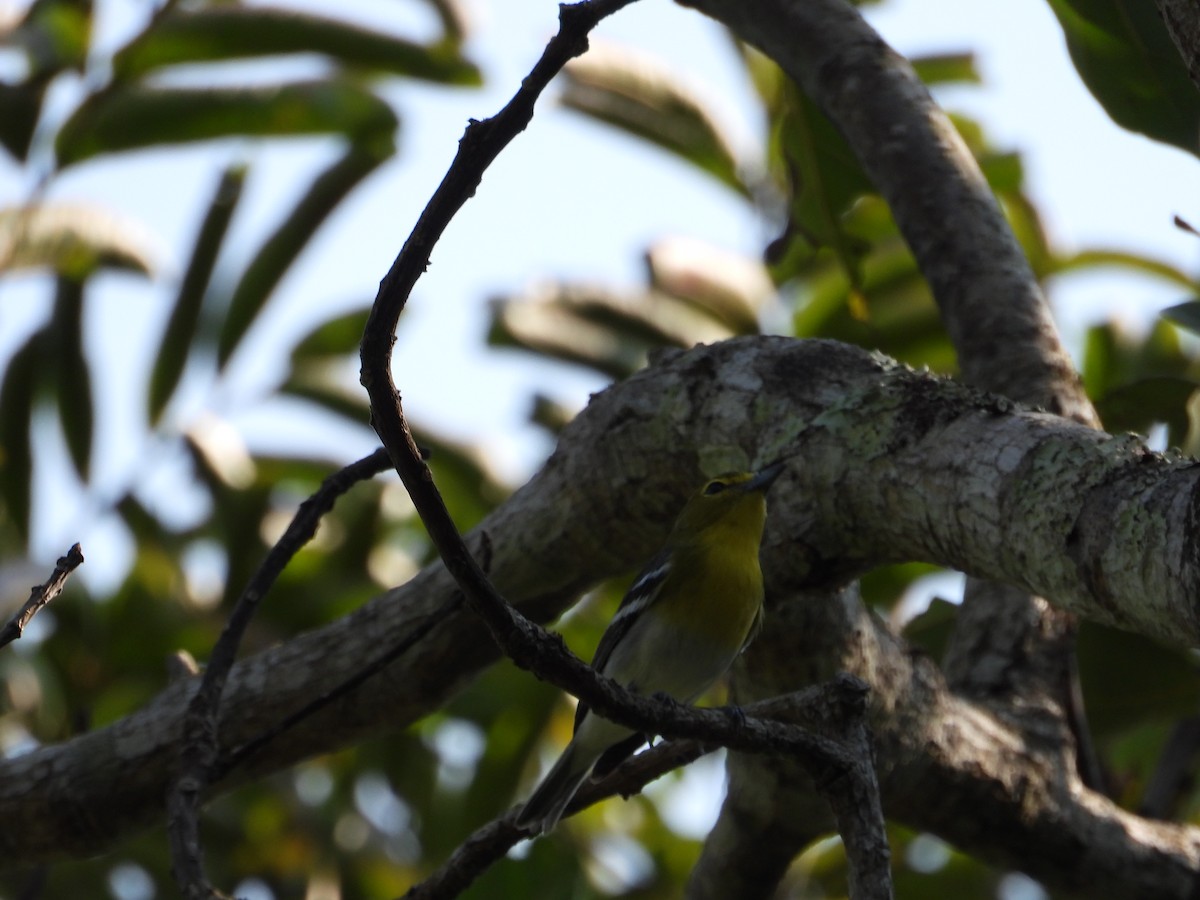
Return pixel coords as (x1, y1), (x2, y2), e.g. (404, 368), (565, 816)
(745, 459), (786, 493)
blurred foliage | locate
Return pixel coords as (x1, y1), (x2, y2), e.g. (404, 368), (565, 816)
(1, 0), (1200, 898)
(1044, 0), (1200, 155)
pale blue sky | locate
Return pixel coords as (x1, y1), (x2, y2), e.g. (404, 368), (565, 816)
(2, 0), (1198, 588)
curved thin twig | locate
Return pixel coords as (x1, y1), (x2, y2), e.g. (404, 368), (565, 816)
(166, 448), (393, 899)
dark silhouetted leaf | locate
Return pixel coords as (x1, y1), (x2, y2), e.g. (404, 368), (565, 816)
(282, 370), (371, 430)
(763, 74), (876, 284)
(149, 165), (246, 424)
(46, 276), (93, 479)
(0, 80), (48, 161)
(488, 283), (735, 378)
(1046, 0), (1200, 154)
(290, 306), (372, 362)
(1083, 319), (1190, 440)
(419, 0), (471, 44)
(0, 204), (158, 278)
(56, 80), (398, 167)
(1079, 621), (1200, 734)
(528, 392), (575, 435)
(902, 597), (958, 660)
(1162, 299), (1200, 337)
(1095, 376), (1196, 445)
(217, 145), (390, 367)
(0, 331), (40, 537)
(420, 433), (509, 530)
(561, 44), (747, 196)
(113, 7), (480, 86)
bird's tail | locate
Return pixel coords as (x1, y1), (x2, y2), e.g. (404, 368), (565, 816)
(515, 742), (592, 835)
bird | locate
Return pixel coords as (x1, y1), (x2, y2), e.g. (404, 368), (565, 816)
(515, 460), (785, 835)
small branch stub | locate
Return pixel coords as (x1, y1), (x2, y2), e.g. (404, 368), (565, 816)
(0, 543), (84, 650)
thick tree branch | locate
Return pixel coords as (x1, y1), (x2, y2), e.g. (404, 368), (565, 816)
(1157, 0), (1200, 92)
(821, 584), (1200, 900)
(681, 1), (1107, 850)
(683, 0), (1091, 419)
(0, 339), (1197, 900)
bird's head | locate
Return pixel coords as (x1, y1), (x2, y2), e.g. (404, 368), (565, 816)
(671, 460), (786, 540)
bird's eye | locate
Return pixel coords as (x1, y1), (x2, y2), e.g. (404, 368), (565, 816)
(703, 480), (728, 496)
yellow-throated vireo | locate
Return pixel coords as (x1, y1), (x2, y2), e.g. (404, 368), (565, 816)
(516, 461), (785, 834)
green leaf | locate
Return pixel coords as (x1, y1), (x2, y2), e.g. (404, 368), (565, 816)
(1162, 299), (1200, 336)
(1079, 621), (1200, 734)
(56, 80), (399, 168)
(281, 369), (372, 431)
(1183, 389), (1200, 458)
(0, 204), (158, 278)
(1046, 0), (1200, 154)
(528, 392), (574, 435)
(418, 0), (471, 44)
(1000, 192), (1050, 273)
(488, 283), (736, 379)
(911, 52), (981, 86)
(560, 44), (748, 196)
(113, 7), (480, 86)
(0, 331), (40, 537)
(45, 276), (93, 480)
(217, 145), (390, 367)
(1083, 318), (1191, 418)
(0, 80), (48, 162)
(1052, 250), (1199, 289)
(765, 76), (876, 285)
(420, 434), (509, 530)
(489, 298), (644, 379)
(1095, 376), (1196, 445)
(645, 237), (772, 333)
(900, 598), (959, 662)
(290, 306), (372, 362)
(792, 221), (956, 373)
(149, 164), (246, 424)
(9, 0), (91, 77)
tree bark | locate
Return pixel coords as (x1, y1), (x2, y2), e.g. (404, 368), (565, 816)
(1, 338), (1198, 900)
(676, 3), (1109, 888)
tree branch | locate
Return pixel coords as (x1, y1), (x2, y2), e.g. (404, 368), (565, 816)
(166, 448), (393, 899)
(359, 0), (643, 704)
(403, 679), (873, 900)
(1157, 0), (1200, 92)
(356, 1), (888, 890)
(0, 543), (83, 651)
(680, 0), (1107, 847)
(0, 340), (1197, 900)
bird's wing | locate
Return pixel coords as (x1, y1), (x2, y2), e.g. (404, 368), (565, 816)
(573, 550), (672, 734)
(741, 602), (764, 654)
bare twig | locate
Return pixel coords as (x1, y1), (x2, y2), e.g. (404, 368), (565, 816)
(358, 2), (889, 896)
(360, 0), (642, 660)
(403, 678), (876, 900)
(0, 544), (83, 651)
(166, 448), (393, 899)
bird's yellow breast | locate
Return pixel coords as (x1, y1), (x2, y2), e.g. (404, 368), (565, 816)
(659, 521), (765, 647)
